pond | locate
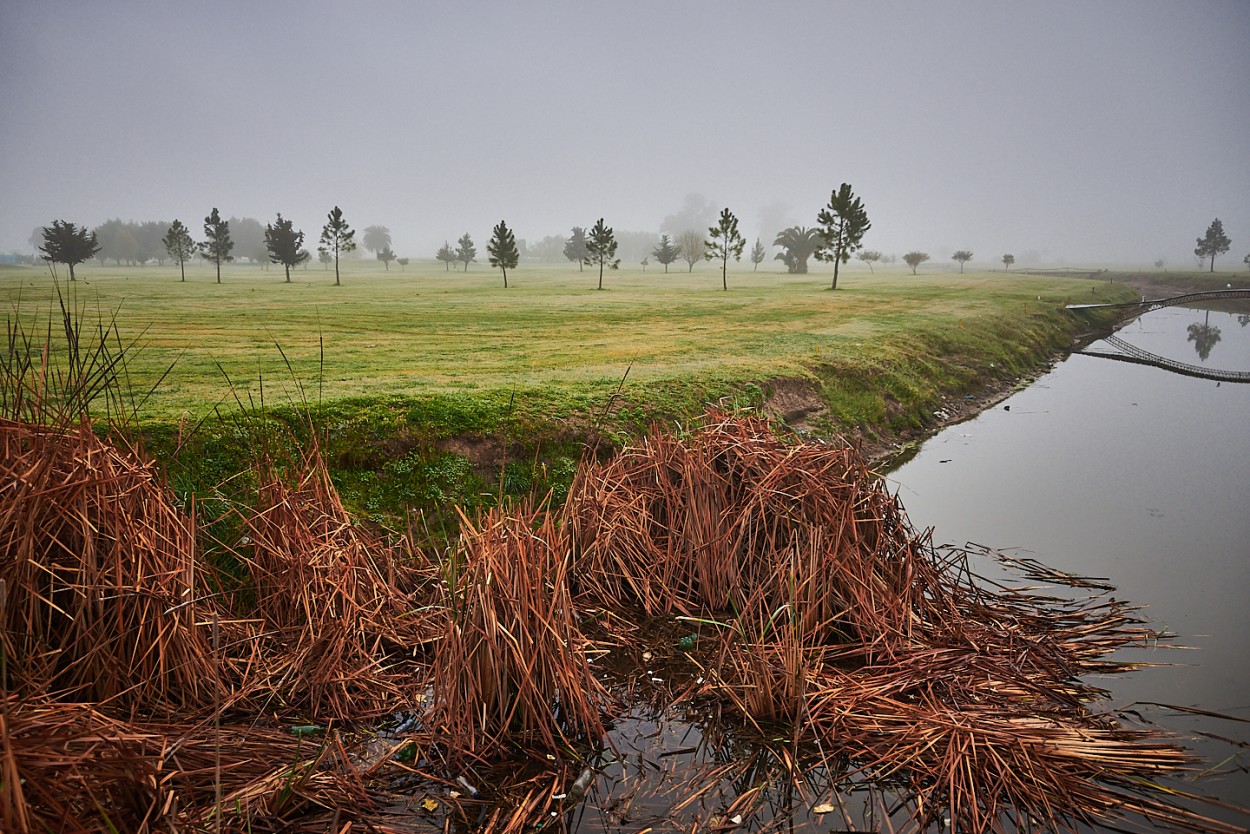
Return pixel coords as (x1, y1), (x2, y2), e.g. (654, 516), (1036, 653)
(887, 302), (1250, 823)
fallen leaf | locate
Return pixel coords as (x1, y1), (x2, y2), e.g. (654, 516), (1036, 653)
(421, 798), (439, 812)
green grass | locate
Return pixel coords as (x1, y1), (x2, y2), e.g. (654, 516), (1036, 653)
(1, 259), (1133, 529)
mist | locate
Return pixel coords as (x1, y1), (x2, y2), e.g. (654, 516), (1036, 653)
(2, 0), (1247, 267)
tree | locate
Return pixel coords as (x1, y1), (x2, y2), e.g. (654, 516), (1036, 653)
(1187, 312), (1222, 361)
(264, 213), (307, 283)
(1194, 218), (1231, 272)
(377, 246), (397, 271)
(952, 250), (973, 273)
(137, 221), (167, 265)
(318, 206), (356, 286)
(651, 234), (681, 273)
(456, 233), (477, 271)
(94, 218), (139, 266)
(641, 257), (649, 272)
(487, 220), (519, 287)
(772, 226), (822, 274)
(750, 238), (766, 271)
(1244, 253), (1250, 272)
(397, 257), (409, 271)
(163, 220), (196, 282)
(200, 208), (233, 283)
(39, 220), (100, 282)
(1002, 253), (1015, 271)
(1154, 259), (1166, 270)
(318, 249), (333, 270)
(564, 227), (588, 271)
(227, 216), (266, 266)
(814, 183), (871, 290)
(361, 225), (392, 255)
(704, 207), (746, 291)
(856, 249), (882, 273)
(583, 218), (619, 290)
(676, 230), (705, 272)
(903, 251), (930, 274)
(436, 242), (457, 270)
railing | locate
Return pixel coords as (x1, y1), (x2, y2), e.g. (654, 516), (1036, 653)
(1080, 334), (1250, 383)
(1066, 288), (1250, 311)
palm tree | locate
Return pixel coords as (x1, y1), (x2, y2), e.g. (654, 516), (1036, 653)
(772, 226), (822, 274)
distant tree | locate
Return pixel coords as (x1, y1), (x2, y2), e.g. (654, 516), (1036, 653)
(880, 253), (897, 266)
(660, 193), (718, 239)
(815, 183), (871, 290)
(951, 250), (973, 273)
(903, 251), (930, 274)
(136, 220), (167, 265)
(397, 257), (409, 271)
(651, 234), (681, 273)
(564, 227), (588, 271)
(1154, 259), (1165, 270)
(677, 230), (705, 272)
(39, 220), (100, 282)
(95, 218), (140, 266)
(772, 226), (821, 274)
(750, 237), (766, 271)
(297, 249), (311, 269)
(1244, 253), (1250, 272)
(856, 249), (882, 273)
(456, 233), (477, 271)
(28, 227), (43, 259)
(1194, 218), (1231, 272)
(318, 249), (333, 269)
(264, 213), (307, 283)
(318, 206), (356, 286)
(583, 218), (619, 290)
(641, 257), (649, 272)
(436, 241), (457, 270)
(361, 225), (392, 255)
(377, 245), (397, 271)
(704, 208), (746, 291)
(163, 219), (196, 281)
(200, 208), (233, 283)
(227, 216), (265, 265)
(1002, 253), (1015, 271)
(1187, 312), (1222, 361)
(487, 220), (520, 287)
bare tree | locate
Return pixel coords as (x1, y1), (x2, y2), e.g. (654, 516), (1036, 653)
(677, 230), (705, 272)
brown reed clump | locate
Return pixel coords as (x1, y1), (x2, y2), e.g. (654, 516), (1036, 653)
(0, 417), (224, 712)
(429, 504), (608, 761)
(238, 444), (437, 722)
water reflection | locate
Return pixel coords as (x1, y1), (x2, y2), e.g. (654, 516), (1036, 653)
(1187, 310), (1222, 361)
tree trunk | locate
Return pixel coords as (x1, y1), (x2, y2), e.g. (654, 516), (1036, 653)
(503, 267), (508, 288)
(335, 257), (340, 286)
(722, 258), (727, 291)
(831, 255), (840, 291)
(598, 261), (604, 290)
(285, 265), (291, 283)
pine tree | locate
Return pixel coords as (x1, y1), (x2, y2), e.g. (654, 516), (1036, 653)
(704, 208), (746, 291)
(1194, 218), (1231, 272)
(750, 238), (765, 271)
(199, 208), (233, 284)
(264, 213), (306, 283)
(815, 183), (871, 290)
(456, 233), (477, 271)
(487, 220), (520, 287)
(38, 220), (100, 282)
(162, 219), (196, 282)
(651, 234), (680, 273)
(583, 218), (619, 290)
(436, 242), (457, 270)
(318, 206), (356, 286)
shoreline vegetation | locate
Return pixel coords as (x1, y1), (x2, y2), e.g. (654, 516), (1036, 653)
(3, 264), (1249, 832)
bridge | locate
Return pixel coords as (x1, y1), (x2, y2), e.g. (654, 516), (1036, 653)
(1080, 334), (1250, 384)
(1066, 288), (1250, 311)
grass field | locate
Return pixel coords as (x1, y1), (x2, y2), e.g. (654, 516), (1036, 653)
(2, 258), (1135, 525)
(0, 258), (1132, 425)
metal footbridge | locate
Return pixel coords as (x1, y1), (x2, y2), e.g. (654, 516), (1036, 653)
(1066, 288), (1250, 312)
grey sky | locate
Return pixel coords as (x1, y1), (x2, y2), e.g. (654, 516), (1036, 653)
(2, 0), (1247, 265)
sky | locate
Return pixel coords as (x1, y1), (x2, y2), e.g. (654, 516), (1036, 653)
(2, 0), (1248, 266)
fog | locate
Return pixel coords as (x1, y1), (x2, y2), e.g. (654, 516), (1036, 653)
(2, 0), (1248, 267)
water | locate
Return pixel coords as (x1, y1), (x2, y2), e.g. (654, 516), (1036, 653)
(887, 304), (1250, 812)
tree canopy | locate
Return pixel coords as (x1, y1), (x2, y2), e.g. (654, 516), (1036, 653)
(705, 208), (745, 291)
(1002, 254), (1015, 271)
(951, 250), (973, 272)
(903, 251), (930, 274)
(856, 250), (882, 273)
(361, 225), (392, 255)
(564, 227), (588, 272)
(814, 183), (871, 290)
(436, 242), (457, 270)
(584, 218), (619, 290)
(39, 220), (100, 282)
(200, 208), (233, 284)
(676, 230), (705, 272)
(487, 220), (519, 287)
(750, 238), (766, 271)
(651, 234), (680, 273)
(264, 213), (307, 282)
(1194, 218), (1231, 272)
(772, 226), (821, 274)
(318, 206), (356, 286)
(456, 233), (477, 271)
(377, 246), (396, 271)
(162, 219), (196, 282)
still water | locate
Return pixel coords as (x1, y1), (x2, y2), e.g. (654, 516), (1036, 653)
(888, 304), (1250, 810)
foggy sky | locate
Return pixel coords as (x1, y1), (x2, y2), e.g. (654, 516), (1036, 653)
(2, 0), (1248, 266)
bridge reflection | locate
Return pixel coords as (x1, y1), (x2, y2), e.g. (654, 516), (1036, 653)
(1080, 334), (1250, 383)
